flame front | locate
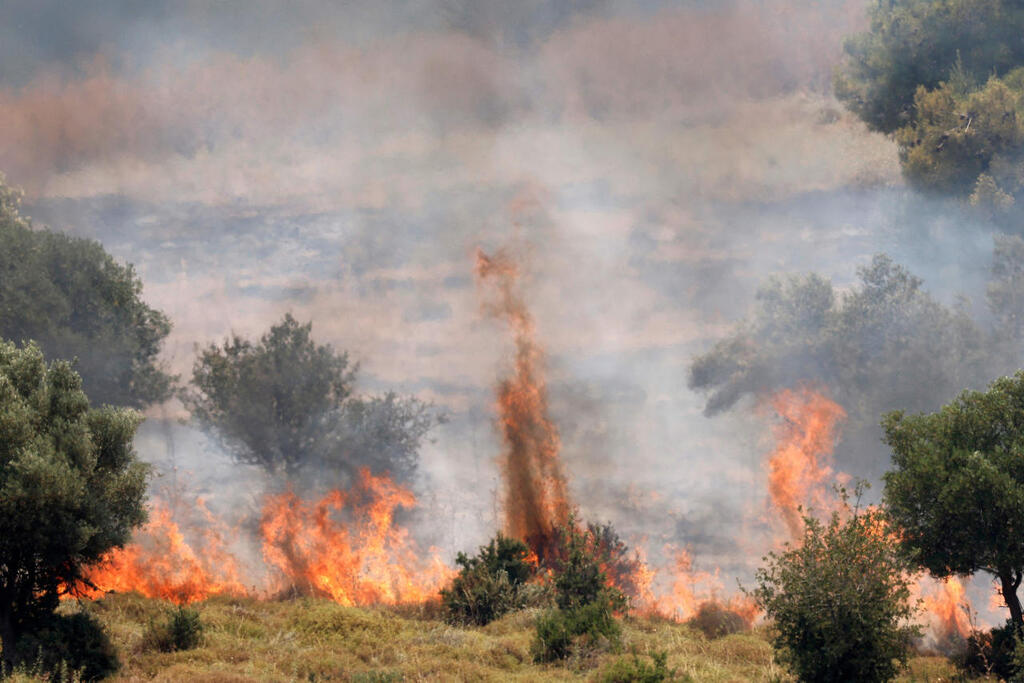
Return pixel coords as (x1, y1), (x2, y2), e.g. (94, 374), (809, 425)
(78, 502), (246, 604)
(766, 387), (846, 539)
(259, 468), (453, 605)
(475, 248), (570, 561)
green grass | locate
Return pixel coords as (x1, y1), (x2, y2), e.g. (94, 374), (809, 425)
(8, 593), (972, 682)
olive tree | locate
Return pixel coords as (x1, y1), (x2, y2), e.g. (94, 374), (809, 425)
(0, 341), (148, 667)
(883, 371), (1024, 629)
(185, 314), (437, 484)
(0, 174), (173, 408)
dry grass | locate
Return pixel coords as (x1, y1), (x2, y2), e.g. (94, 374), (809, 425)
(6, 593), (972, 682)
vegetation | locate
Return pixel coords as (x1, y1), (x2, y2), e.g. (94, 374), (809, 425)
(185, 313), (437, 484)
(0, 592), (963, 682)
(685, 603), (749, 641)
(883, 371), (1024, 629)
(751, 489), (920, 683)
(442, 534), (538, 626)
(0, 175), (172, 409)
(836, 1), (1024, 203)
(597, 650), (682, 683)
(0, 341), (148, 674)
(140, 606), (203, 653)
(530, 518), (629, 663)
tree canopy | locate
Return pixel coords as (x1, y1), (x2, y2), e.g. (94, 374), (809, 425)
(0, 175), (173, 409)
(836, 1), (1024, 202)
(185, 313), (437, 484)
(883, 371), (1024, 628)
(0, 341), (148, 666)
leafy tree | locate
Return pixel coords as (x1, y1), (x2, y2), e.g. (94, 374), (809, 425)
(0, 341), (148, 669)
(0, 174), (173, 409)
(441, 534), (537, 626)
(883, 371), (1024, 629)
(752, 491), (920, 683)
(185, 314), (437, 483)
(688, 254), (996, 473)
(835, 0), (1024, 136)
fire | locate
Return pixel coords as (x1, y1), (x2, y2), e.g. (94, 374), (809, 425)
(78, 501), (246, 604)
(918, 576), (972, 647)
(476, 248), (570, 561)
(259, 468), (454, 605)
(765, 387), (846, 539)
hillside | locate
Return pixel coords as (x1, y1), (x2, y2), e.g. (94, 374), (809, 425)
(9, 594), (960, 682)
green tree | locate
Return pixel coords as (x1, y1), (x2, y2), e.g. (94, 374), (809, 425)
(835, 0), (1024, 135)
(0, 174), (173, 409)
(0, 341), (148, 668)
(185, 313), (437, 483)
(752, 492), (919, 683)
(883, 371), (1024, 629)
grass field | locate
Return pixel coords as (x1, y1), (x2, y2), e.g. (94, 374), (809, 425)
(6, 593), (974, 682)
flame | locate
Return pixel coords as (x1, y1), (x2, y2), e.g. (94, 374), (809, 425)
(765, 387), (846, 539)
(475, 248), (570, 561)
(259, 468), (454, 605)
(917, 576), (972, 646)
(77, 501), (246, 604)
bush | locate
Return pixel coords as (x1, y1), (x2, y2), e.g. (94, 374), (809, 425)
(530, 599), (620, 663)
(598, 650), (685, 682)
(752, 490), (920, 683)
(441, 534), (536, 626)
(686, 602), (748, 640)
(958, 620), (1020, 680)
(10, 612), (119, 681)
(531, 517), (629, 663)
(141, 606), (204, 653)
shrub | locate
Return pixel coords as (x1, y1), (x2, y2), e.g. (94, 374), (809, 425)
(598, 650), (687, 682)
(141, 606), (204, 653)
(686, 602), (748, 640)
(11, 612), (119, 681)
(958, 620), (1020, 680)
(530, 599), (620, 663)
(752, 489), (920, 683)
(441, 534), (536, 626)
(531, 517), (629, 662)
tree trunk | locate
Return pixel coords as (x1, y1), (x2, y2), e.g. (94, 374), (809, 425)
(0, 606), (15, 669)
(999, 570), (1023, 629)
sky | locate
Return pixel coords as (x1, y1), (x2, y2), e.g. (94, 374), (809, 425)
(0, 0), (1001, 582)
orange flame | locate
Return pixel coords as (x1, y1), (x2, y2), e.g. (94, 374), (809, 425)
(766, 387), (846, 539)
(917, 576), (972, 647)
(77, 501), (247, 604)
(476, 248), (570, 561)
(259, 468), (454, 605)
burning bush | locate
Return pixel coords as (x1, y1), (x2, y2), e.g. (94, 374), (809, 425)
(441, 534), (537, 626)
(752, 491), (920, 683)
(685, 602), (749, 640)
(531, 517), (628, 663)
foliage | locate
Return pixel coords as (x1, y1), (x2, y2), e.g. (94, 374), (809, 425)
(597, 650), (684, 683)
(141, 606), (204, 653)
(531, 517), (629, 663)
(0, 174), (173, 409)
(835, 0), (1024, 136)
(531, 600), (621, 663)
(185, 313), (437, 483)
(0, 341), (148, 669)
(685, 602), (748, 640)
(958, 619), (1020, 680)
(441, 534), (536, 626)
(883, 371), (1024, 629)
(9, 612), (119, 682)
(752, 493), (920, 683)
(688, 253), (996, 473)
